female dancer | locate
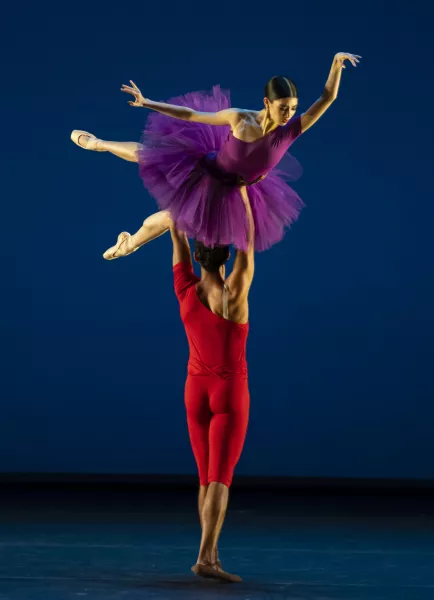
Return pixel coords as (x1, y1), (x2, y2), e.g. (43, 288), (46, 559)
(151, 190), (253, 583)
(71, 52), (360, 256)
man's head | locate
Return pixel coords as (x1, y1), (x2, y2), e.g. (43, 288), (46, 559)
(193, 240), (230, 272)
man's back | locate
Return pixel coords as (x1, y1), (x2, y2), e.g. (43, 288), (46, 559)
(174, 261), (248, 377)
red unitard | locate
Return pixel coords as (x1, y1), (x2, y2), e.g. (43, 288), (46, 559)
(174, 261), (250, 488)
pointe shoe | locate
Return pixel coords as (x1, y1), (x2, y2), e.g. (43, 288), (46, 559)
(71, 130), (102, 151)
(103, 232), (136, 261)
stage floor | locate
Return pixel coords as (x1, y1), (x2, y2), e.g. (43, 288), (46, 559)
(0, 485), (433, 599)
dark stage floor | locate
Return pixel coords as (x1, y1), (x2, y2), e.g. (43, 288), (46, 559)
(0, 483), (433, 599)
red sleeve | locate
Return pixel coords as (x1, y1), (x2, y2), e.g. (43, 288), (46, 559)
(173, 261), (199, 301)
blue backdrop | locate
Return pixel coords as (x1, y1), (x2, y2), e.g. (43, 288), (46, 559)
(2, 0), (433, 479)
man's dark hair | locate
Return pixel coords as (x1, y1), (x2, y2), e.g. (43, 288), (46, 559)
(194, 240), (230, 272)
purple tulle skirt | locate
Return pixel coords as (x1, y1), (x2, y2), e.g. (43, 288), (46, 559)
(138, 86), (304, 251)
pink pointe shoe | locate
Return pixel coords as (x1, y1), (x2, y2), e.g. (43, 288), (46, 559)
(103, 232), (137, 261)
(70, 130), (103, 151)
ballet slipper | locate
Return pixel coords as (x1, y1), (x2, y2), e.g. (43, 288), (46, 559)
(103, 232), (136, 261)
(191, 563), (242, 583)
(70, 130), (102, 151)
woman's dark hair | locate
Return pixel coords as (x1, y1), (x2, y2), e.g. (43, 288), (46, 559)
(264, 76), (298, 101)
(194, 240), (230, 273)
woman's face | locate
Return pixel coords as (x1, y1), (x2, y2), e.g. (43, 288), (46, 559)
(265, 96), (299, 125)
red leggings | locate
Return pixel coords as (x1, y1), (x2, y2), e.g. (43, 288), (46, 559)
(185, 374), (250, 488)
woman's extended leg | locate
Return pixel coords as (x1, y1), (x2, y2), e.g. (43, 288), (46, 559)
(103, 211), (171, 260)
(71, 131), (142, 163)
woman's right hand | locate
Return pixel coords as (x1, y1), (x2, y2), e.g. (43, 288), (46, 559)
(120, 80), (148, 107)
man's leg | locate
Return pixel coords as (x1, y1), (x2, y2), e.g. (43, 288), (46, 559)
(192, 377), (249, 583)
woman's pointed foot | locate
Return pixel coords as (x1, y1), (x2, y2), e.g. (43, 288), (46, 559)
(71, 130), (103, 151)
(103, 232), (136, 260)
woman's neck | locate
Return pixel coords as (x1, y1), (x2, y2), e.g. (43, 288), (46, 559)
(256, 109), (278, 135)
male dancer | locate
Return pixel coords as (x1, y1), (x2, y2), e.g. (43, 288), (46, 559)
(107, 191), (254, 582)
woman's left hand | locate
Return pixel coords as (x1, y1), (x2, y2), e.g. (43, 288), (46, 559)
(334, 52), (361, 69)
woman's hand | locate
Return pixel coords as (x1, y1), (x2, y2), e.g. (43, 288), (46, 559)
(120, 80), (148, 107)
(334, 52), (361, 69)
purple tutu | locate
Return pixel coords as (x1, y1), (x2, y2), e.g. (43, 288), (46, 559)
(138, 85), (304, 251)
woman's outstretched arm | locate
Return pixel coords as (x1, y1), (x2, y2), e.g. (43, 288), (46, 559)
(121, 80), (241, 127)
(300, 52), (361, 133)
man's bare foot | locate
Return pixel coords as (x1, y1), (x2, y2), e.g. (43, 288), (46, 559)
(103, 232), (136, 260)
(71, 130), (104, 151)
(191, 563), (242, 583)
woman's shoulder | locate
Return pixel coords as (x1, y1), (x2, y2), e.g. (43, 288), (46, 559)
(236, 109), (259, 123)
(231, 110), (262, 136)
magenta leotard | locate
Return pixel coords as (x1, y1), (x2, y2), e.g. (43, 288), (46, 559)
(138, 85), (304, 251)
